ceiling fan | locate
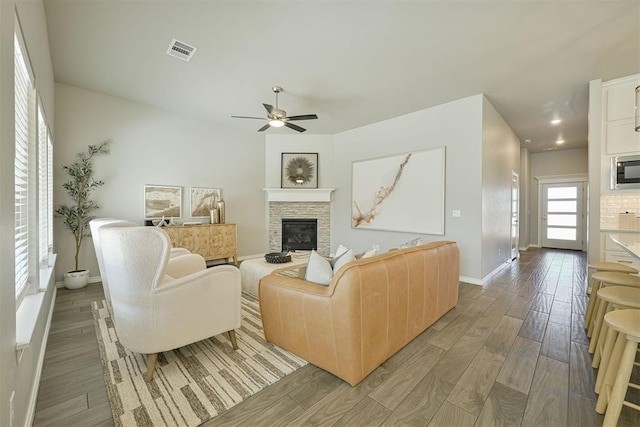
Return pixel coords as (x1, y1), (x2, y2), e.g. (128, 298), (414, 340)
(231, 86), (318, 133)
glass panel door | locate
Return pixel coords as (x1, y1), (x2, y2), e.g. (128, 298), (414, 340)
(541, 183), (583, 250)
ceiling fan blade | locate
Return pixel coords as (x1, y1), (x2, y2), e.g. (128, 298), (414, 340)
(263, 103), (274, 114)
(286, 114), (318, 121)
(257, 123), (271, 132)
(231, 115), (267, 120)
(284, 122), (306, 133)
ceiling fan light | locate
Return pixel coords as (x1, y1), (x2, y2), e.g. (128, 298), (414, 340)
(269, 119), (285, 127)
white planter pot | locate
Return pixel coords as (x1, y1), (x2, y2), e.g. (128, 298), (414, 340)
(63, 270), (89, 289)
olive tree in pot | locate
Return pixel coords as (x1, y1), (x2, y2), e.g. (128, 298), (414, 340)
(56, 141), (110, 289)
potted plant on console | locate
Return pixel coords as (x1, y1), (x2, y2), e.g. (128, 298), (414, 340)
(56, 141), (110, 289)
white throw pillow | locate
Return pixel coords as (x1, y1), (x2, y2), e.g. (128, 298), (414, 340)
(399, 237), (423, 248)
(333, 248), (355, 273)
(332, 244), (349, 265)
(362, 245), (380, 258)
(305, 250), (333, 286)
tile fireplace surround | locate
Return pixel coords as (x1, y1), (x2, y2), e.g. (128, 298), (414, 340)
(265, 189), (334, 256)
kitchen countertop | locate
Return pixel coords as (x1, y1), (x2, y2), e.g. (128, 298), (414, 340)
(609, 234), (640, 260)
(600, 228), (640, 234)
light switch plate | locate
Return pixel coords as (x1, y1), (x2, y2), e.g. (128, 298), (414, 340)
(452, 210), (461, 217)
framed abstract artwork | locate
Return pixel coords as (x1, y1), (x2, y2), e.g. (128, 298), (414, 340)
(190, 187), (221, 218)
(144, 185), (182, 219)
(351, 146), (445, 235)
(281, 153), (318, 188)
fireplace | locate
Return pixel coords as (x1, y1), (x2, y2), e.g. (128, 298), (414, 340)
(282, 218), (318, 251)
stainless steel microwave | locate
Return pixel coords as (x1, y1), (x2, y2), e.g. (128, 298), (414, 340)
(611, 155), (640, 189)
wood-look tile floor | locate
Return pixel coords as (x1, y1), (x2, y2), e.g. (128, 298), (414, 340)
(33, 248), (640, 426)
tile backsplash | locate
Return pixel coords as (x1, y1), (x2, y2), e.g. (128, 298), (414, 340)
(600, 193), (640, 229)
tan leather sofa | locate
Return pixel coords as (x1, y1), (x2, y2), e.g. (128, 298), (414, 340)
(259, 241), (460, 386)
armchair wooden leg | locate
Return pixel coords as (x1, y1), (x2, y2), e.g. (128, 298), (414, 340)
(228, 330), (239, 350)
(145, 353), (159, 382)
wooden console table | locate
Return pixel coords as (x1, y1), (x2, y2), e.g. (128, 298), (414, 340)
(163, 223), (238, 265)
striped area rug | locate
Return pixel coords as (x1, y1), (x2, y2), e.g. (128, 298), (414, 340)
(91, 293), (307, 426)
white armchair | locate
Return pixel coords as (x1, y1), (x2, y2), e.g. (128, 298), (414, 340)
(90, 218), (193, 306)
(99, 226), (242, 381)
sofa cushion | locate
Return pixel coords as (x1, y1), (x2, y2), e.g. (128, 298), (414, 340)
(333, 248), (355, 273)
(305, 250), (333, 285)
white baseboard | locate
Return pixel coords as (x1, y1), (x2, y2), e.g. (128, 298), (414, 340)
(55, 275), (101, 288)
(482, 260), (509, 284)
(25, 286), (57, 427)
(459, 276), (482, 286)
(460, 259), (510, 287)
(519, 244), (541, 251)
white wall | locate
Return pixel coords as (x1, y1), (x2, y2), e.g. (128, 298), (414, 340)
(481, 97), (521, 277)
(332, 95), (484, 280)
(529, 147), (589, 245)
(0, 1), (56, 425)
(54, 84), (268, 280)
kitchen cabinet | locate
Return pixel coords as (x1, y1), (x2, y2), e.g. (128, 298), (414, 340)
(603, 76), (640, 155)
(602, 231), (640, 272)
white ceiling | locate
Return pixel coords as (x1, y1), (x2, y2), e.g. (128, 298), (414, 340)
(43, 1), (639, 153)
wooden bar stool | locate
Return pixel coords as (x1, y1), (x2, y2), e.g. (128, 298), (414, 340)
(595, 309), (640, 427)
(585, 263), (638, 326)
(588, 262), (638, 274)
(589, 286), (640, 368)
(586, 272), (640, 337)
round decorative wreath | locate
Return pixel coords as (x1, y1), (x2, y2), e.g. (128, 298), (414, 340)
(285, 156), (315, 185)
(264, 252), (292, 264)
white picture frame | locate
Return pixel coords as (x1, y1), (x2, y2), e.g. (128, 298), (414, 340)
(190, 187), (221, 218)
(351, 147), (445, 235)
(144, 185), (182, 219)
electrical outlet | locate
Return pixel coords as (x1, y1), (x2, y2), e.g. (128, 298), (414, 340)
(9, 390), (15, 427)
(498, 248), (502, 257)
(452, 210), (461, 217)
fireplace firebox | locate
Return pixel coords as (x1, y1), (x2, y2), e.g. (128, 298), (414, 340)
(282, 219), (318, 251)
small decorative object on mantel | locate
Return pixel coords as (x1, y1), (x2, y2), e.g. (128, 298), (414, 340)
(281, 153), (318, 188)
(265, 252), (292, 264)
(56, 140), (110, 289)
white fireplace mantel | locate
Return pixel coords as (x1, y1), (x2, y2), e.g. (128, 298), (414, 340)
(264, 188), (335, 202)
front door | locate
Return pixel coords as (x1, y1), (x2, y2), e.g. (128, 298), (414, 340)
(511, 172), (519, 260)
(541, 182), (584, 250)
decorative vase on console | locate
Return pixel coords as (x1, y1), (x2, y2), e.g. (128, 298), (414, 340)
(210, 208), (220, 224)
(216, 199), (226, 223)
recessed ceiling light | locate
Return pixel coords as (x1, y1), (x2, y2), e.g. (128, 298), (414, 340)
(556, 139), (565, 144)
(551, 119), (562, 125)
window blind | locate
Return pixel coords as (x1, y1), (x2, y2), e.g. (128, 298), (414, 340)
(37, 103), (48, 266)
(48, 134), (54, 255)
(15, 32), (33, 298)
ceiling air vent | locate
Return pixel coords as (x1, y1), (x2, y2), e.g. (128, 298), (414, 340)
(166, 39), (197, 62)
